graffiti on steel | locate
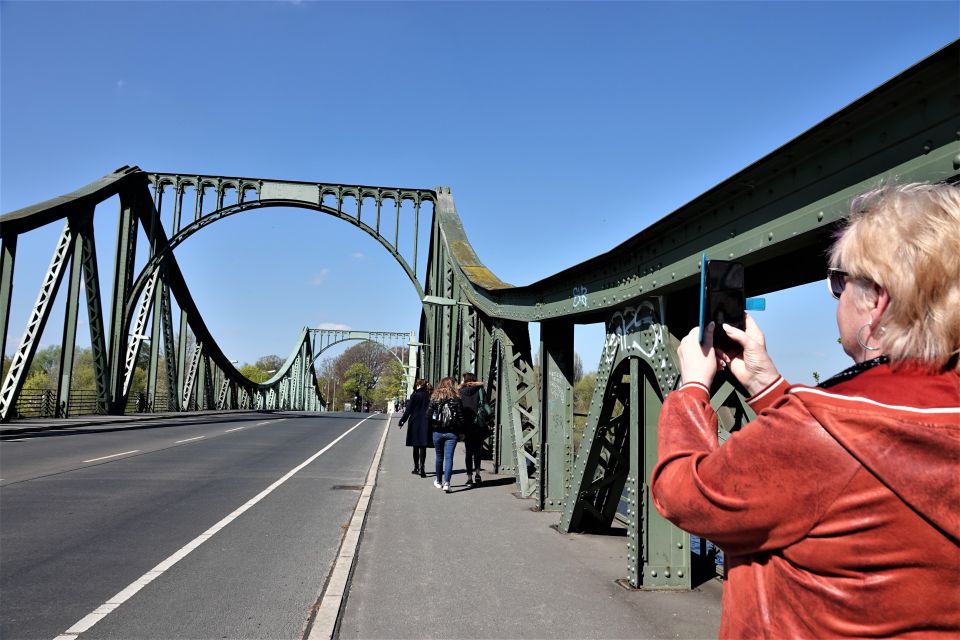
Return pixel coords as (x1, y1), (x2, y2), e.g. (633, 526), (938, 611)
(572, 286), (588, 308)
(603, 301), (662, 365)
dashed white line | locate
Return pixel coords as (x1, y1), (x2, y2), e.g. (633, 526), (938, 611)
(224, 427), (244, 433)
(174, 436), (205, 444)
(54, 415), (373, 640)
(82, 450), (140, 463)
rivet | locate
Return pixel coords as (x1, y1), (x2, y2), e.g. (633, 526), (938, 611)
(817, 211), (824, 221)
(678, 570), (684, 578)
(677, 542), (683, 549)
(650, 570), (657, 577)
(665, 570), (671, 578)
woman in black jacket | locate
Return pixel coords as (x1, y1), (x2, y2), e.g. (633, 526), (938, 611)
(397, 379), (432, 477)
(458, 372), (485, 487)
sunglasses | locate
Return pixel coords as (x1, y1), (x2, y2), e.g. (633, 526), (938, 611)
(827, 268), (848, 299)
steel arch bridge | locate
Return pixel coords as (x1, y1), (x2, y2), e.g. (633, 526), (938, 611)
(1, 43), (957, 589)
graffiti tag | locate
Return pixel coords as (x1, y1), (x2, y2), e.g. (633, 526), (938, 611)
(572, 286), (588, 308)
(603, 301), (662, 365)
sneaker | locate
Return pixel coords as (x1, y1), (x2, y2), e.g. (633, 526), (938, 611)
(474, 473), (482, 485)
(442, 483), (450, 493)
(433, 480), (442, 489)
(465, 477), (474, 487)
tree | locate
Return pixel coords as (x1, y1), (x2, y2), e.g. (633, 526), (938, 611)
(372, 359), (405, 409)
(571, 372), (597, 452)
(239, 364), (269, 383)
(334, 342), (389, 386)
(342, 362), (374, 408)
(255, 354), (284, 372)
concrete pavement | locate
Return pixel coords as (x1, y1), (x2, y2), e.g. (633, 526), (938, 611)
(336, 413), (722, 640)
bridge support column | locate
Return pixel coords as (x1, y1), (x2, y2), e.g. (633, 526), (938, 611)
(55, 217), (86, 417)
(0, 234), (17, 386)
(538, 321), (573, 512)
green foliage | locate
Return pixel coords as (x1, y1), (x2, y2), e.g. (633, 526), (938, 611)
(342, 362), (374, 406)
(571, 372), (597, 451)
(239, 364), (271, 383)
(255, 354), (284, 372)
(372, 359), (405, 407)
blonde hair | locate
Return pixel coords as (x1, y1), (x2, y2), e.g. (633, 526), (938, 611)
(829, 182), (960, 372)
(430, 376), (459, 401)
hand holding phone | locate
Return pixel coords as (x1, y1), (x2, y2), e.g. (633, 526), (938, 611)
(699, 257), (746, 353)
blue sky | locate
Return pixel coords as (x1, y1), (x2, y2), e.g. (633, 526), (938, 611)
(2, 1), (957, 384)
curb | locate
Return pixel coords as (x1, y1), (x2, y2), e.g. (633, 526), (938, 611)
(305, 412), (392, 640)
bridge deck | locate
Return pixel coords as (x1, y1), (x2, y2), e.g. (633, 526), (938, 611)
(338, 413), (722, 639)
(0, 411), (721, 638)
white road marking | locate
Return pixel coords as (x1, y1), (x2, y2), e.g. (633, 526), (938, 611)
(224, 427), (244, 433)
(82, 450), (140, 463)
(54, 416), (374, 640)
(174, 436), (205, 444)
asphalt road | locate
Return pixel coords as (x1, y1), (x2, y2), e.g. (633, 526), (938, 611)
(0, 411), (388, 640)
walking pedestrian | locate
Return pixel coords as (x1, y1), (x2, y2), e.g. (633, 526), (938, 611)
(429, 377), (465, 493)
(397, 379), (432, 477)
(458, 372), (484, 487)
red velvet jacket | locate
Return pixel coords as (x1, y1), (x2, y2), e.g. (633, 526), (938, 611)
(651, 363), (960, 638)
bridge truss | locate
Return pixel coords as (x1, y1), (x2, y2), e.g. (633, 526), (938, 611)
(1, 43), (957, 588)
(309, 329), (418, 400)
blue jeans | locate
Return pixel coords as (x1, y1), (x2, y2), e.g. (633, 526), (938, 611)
(433, 431), (458, 485)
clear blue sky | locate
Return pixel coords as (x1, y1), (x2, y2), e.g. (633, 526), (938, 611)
(2, 1), (957, 384)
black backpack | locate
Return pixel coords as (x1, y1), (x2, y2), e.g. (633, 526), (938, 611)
(432, 401), (455, 431)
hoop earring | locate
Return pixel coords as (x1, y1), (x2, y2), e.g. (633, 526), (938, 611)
(857, 323), (881, 352)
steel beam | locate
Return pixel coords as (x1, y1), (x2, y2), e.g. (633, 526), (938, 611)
(56, 219), (85, 416)
(539, 321), (574, 511)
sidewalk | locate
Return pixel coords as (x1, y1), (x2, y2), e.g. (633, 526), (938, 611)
(337, 416), (722, 640)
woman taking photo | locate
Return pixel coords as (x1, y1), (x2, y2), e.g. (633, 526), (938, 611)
(397, 379), (432, 477)
(430, 377), (465, 493)
(652, 183), (959, 637)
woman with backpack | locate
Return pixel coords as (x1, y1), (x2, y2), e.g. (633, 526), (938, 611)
(397, 379), (432, 477)
(458, 372), (485, 487)
(429, 377), (465, 493)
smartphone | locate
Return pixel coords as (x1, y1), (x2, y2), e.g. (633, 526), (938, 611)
(699, 257), (746, 353)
